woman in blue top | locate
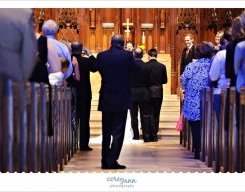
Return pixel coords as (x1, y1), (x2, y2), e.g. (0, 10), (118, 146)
(180, 41), (214, 159)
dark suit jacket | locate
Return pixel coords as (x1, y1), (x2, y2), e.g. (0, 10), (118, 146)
(131, 59), (151, 101)
(146, 59), (167, 98)
(72, 54), (97, 100)
(96, 46), (140, 112)
(180, 45), (196, 75)
(29, 35), (49, 84)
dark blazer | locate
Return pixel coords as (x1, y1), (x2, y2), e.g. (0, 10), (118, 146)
(180, 45), (196, 75)
(131, 59), (151, 101)
(72, 54), (97, 100)
(96, 46), (140, 112)
(29, 35), (49, 84)
(147, 59), (167, 98)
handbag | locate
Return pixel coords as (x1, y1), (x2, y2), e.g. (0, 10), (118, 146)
(176, 112), (184, 132)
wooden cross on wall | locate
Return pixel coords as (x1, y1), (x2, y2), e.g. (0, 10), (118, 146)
(122, 18), (133, 41)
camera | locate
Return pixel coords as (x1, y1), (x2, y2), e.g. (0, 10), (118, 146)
(81, 49), (87, 55)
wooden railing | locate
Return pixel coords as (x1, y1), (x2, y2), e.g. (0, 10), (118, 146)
(0, 79), (78, 173)
(180, 86), (245, 173)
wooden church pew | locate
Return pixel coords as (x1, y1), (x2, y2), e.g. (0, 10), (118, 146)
(0, 79), (75, 173)
(1, 80), (14, 172)
(239, 87), (245, 172)
(220, 88), (229, 173)
(228, 87), (239, 172)
(204, 88), (214, 168)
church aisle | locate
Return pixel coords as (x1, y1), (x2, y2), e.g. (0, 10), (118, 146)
(63, 139), (212, 173)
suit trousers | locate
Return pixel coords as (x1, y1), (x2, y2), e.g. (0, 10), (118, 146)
(150, 97), (163, 137)
(188, 120), (201, 156)
(77, 98), (91, 148)
(130, 100), (151, 140)
(101, 111), (127, 167)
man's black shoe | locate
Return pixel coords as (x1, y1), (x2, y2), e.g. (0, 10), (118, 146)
(133, 137), (140, 140)
(151, 137), (158, 142)
(101, 162), (126, 169)
(194, 152), (200, 159)
(80, 146), (93, 151)
(144, 139), (151, 142)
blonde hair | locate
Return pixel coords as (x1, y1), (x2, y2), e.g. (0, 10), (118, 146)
(185, 33), (194, 40)
(216, 30), (224, 37)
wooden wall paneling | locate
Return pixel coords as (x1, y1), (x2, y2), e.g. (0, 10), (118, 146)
(54, 9), (80, 43)
(115, 8), (120, 35)
(88, 9), (96, 52)
(101, 8), (117, 49)
(89, 8), (96, 29)
(218, 9), (232, 31)
(170, 8), (178, 94)
(89, 29), (96, 52)
(95, 9), (102, 52)
(50, 9), (55, 20)
(141, 8), (154, 23)
(101, 8), (109, 51)
(165, 9), (171, 54)
(82, 9), (90, 49)
(196, 9), (201, 43)
(159, 9), (166, 53)
(102, 8), (112, 23)
(199, 8), (207, 42)
(102, 30), (108, 51)
(147, 30), (153, 50)
(135, 9), (141, 47)
(206, 8), (218, 43)
(153, 8), (158, 50)
(140, 8), (154, 51)
(131, 8), (137, 46)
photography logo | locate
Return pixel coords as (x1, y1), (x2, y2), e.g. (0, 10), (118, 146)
(106, 176), (137, 189)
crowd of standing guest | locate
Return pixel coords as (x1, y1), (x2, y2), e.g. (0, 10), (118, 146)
(180, 12), (245, 160)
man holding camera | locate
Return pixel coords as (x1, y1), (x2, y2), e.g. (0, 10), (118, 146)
(71, 41), (97, 151)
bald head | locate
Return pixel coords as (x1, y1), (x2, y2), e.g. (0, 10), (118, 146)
(71, 41), (83, 54)
(111, 34), (124, 48)
(134, 47), (143, 59)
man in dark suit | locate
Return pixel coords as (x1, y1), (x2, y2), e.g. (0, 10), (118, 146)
(96, 34), (139, 169)
(71, 41), (97, 151)
(130, 47), (151, 142)
(180, 33), (196, 75)
(147, 48), (168, 142)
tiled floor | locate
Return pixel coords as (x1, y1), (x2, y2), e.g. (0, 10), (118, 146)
(63, 139), (212, 173)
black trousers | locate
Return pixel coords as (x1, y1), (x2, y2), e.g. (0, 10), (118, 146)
(130, 100), (151, 140)
(101, 111), (127, 167)
(77, 98), (91, 149)
(188, 120), (201, 156)
(150, 97), (163, 137)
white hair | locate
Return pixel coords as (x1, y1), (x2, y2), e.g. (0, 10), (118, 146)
(42, 19), (58, 36)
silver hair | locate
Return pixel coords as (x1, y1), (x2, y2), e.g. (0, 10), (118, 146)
(42, 19), (58, 36)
